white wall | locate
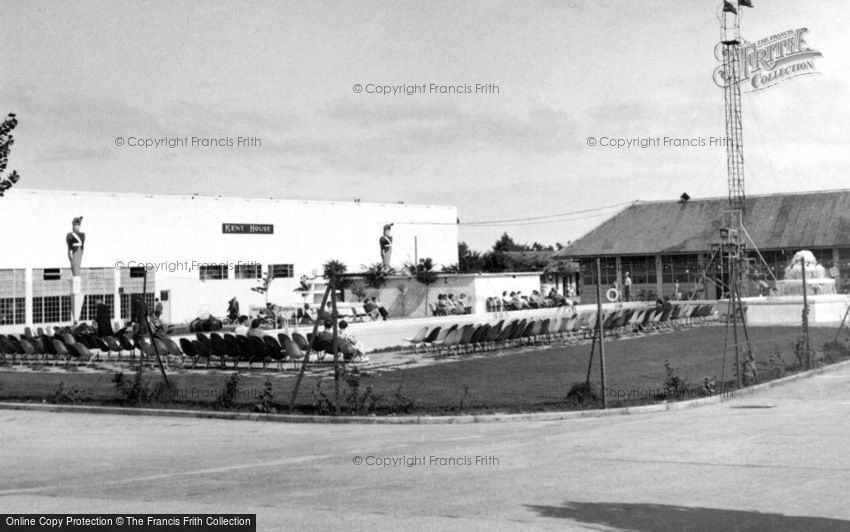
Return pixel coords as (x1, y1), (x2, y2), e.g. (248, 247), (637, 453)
(0, 190), (458, 325)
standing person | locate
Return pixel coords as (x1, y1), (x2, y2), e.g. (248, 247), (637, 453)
(154, 298), (163, 317)
(95, 298), (113, 337)
(227, 297), (240, 322)
(131, 295), (149, 336)
(379, 224), (393, 269)
(624, 272), (632, 302)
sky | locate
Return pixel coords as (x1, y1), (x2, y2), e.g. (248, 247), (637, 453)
(2, 0), (849, 252)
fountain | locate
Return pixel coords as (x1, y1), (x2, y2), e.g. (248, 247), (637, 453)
(772, 250), (836, 296)
(743, 250), (848, 325)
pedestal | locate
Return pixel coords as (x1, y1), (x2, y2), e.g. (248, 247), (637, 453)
(71, 275), (84, 323)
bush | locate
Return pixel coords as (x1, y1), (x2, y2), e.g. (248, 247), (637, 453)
(215, 373), (241, 410)
(362, 263), (394, 290)
(663, 361), (688, 399)
(252, 378), (277, 414)
(113, 367), (176, 405)
(766, 345), (787, 379)
(343, 367), (380, 415)
(822, 341), (850, 363)
(47, 381), (91, 404)
(311, 378), (334, 415)
(565, 382), (601, 407)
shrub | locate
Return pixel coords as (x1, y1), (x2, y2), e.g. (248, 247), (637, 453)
(766, 345), (787, 379)
(113, 367), (176, 405)
(47, 381), (91, 404)
(252, 378), (277, 414)
(343, 367), (380, 415)
(822, 341), (850, 363)
(663, 361), (688, 399)
(388, 376), (415, 414)
(311, 378), (334, 415)
(215, 373), (241, 410)
(362, 263), (394, 290)
(565, 382), (601, 407)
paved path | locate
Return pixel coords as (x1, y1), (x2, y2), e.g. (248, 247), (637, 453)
(2, 365), (850, 531)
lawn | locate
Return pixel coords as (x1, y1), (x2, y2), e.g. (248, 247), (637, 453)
(0, 325), (847, 415)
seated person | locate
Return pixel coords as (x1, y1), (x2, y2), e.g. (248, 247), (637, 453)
(457, 293), (471, 314)
(446, 294), (460, 314)
(147, 312), (172, 340)
(338, 320), (366, 361)
(363, 299), (379, 320)
(661, 296), (673, 312)
(247, 318), (265, 338)
(501, 291), (512, 310)
(511, 291), (525, 310)
(314, 320), (336, 355)
(368, 297), (388, 320)
(528, 290), (542, 308)
(115, 321), (138, 336)
(73, 321), (94, 336)
(298, 303), (316, 324)
(317, 302), (334, 322)
(234, 315), (250, 336)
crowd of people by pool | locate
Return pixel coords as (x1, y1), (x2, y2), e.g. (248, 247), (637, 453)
(485, 288), (570, 312)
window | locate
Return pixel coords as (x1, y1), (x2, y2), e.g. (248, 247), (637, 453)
(660, 255), (699, 284)
(43, 268), (62, 281)
(32, 296), (72, 324)
(80, 294), (115, 321)
(0, 297), (25, 325)
(269, 264), (294, 279)
(234, 263), (262, 279)
(623, 255), (659, 285)
(199, 264), (228, 280)
(580, 258), (617, 286)
(120, 293), (156, 320)
(838, 248), (850, 293)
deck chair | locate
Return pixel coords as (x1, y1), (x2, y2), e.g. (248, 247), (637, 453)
(179, 338), (198, 367)
(263, 335), (287, 371)
(403, 326), (429, 352)
(282, 336), (305, 370)
(52, 339), (71, 366)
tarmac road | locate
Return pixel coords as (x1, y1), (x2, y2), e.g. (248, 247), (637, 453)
(2, 366), (850, 531)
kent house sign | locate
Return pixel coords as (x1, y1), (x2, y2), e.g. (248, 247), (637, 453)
(222, 223), (274, 234)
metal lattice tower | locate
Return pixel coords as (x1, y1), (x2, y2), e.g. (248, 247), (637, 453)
(722, 8), (745, 219)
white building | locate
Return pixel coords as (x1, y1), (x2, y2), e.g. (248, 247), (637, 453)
(0, 189), (458, 330)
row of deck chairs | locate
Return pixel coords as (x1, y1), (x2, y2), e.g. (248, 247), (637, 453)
(402, 303), (717, 355)
(0, 326), (362, 372)
(0, 329), (184, 367)
(188, 331), (363, 371)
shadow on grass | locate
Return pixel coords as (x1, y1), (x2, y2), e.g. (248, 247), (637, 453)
(524, 501), (849, 531)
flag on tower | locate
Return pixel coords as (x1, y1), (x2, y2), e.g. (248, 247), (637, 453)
(739, 0), (754, 7)
(723, 1), (737, 14)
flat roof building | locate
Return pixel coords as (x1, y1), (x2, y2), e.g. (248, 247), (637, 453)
(0, 189), (458, 330)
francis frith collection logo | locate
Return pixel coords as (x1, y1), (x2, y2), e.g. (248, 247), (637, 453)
(714, 27), (822, 91)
